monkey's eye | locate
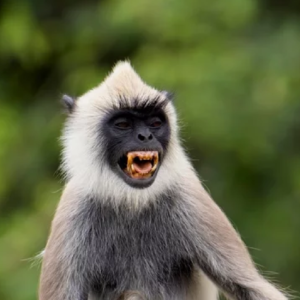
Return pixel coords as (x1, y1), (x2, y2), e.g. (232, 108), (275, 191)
(149, 117), (162, 128)
(114, 118), (132, 129)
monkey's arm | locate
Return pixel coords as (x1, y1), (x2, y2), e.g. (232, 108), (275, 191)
(186, 177), (288, 300)
(39, 185), (89, 300)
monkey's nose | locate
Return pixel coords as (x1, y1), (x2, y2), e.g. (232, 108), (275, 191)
(138, 133), (153, 141)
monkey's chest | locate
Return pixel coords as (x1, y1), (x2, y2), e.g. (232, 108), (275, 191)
(80, 197), (197, 296)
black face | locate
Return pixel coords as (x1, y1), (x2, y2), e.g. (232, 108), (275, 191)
(102, 106), (170, 188)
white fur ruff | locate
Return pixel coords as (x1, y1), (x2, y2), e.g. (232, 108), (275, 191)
(61, 61), (193, 208)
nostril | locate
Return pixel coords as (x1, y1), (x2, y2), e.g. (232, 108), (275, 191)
(138, 134), (145, 141)
(148, 134), (153, 140)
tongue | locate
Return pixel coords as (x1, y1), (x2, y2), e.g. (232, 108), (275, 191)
(133, 161), (152, 174)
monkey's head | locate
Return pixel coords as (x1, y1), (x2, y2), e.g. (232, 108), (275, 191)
(61, 62), (190, 206)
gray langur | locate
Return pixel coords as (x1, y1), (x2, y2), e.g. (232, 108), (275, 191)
(39, 61), (289, 300)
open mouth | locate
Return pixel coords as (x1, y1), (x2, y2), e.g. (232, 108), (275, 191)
(118, 151), (159, 179)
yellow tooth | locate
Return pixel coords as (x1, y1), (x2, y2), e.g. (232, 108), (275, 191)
(151, 163), (157, 172)
(127, 153), (133, 173)
(131, 163), (135, 173)
(151, 154), (159, 172)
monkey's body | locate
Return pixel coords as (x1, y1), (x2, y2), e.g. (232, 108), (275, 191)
(39, 62), (288, 300)
(44, 183), (217, 300)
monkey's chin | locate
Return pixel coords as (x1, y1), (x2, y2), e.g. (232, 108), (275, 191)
(116, 151), (160, 188)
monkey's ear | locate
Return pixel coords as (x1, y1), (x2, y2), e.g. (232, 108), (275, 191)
(62, 94), (76, 114)
(161, 90), (174, 101)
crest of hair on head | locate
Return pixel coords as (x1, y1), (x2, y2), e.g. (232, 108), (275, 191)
(61, 61), (194, 209)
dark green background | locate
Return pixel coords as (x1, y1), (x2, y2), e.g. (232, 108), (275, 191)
(0, 0), (299, 299)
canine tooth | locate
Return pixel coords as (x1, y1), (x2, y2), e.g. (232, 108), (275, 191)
(131, 164), (135, 173)
(151, 163), (157, 172)
(127, 153), (134, 172)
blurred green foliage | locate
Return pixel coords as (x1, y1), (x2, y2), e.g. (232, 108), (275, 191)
(0, 0), (300, 299)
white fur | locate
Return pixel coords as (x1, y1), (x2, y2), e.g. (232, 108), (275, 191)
(198, 273), (219, 300)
